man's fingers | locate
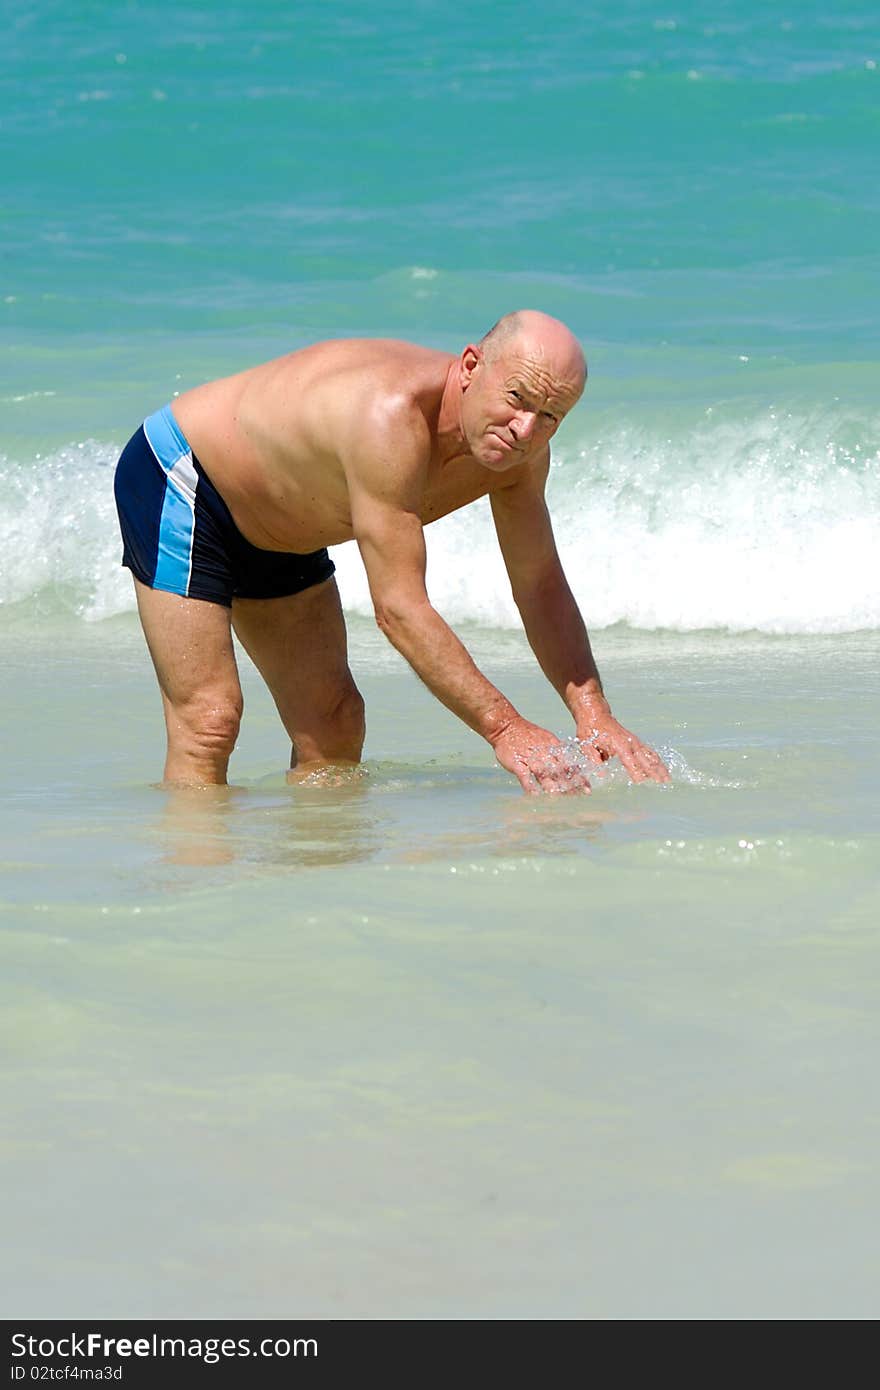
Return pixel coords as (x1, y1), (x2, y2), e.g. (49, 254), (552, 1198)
(590, 734), (640, 780)
(522, 761), (557, 794)
(620, 752), (648, 781)
(589, 730), (671, 784)
(554, 748), (593, 793)
(643, 750), (671, 783)
(620, 741), (670, 784)
(579, 740), (607, 766)
(527, 754), (591, 795)
(535, 765), (590, 795)
(512, 759), (541, 794)
(629, 741), (670, 783)
(499, 729), (595, 795)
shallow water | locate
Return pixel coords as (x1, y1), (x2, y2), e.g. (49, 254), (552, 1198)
(1, 620), (878, 1318)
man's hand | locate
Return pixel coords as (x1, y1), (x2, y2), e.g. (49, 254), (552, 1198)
(576, 702), (670, 783)
(491, 717), (593, 795)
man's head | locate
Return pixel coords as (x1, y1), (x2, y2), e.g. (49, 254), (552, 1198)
(458, 310), (587, 470)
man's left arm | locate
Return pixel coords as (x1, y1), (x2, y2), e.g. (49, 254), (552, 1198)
(490, 452), (670, 783)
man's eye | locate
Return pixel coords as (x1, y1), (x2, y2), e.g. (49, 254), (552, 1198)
(510, 390), (523, 402)
(542, 411), (557, 423)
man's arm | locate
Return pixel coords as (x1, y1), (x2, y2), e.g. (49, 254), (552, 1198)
(344, 411), (592, 793)
(490, 451), (669, 783)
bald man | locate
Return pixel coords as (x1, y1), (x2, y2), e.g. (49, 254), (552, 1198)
(114, 311), (669, 792)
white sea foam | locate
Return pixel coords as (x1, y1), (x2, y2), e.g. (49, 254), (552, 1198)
(1, 407), (877, 631)
(0, 443), (132, 621)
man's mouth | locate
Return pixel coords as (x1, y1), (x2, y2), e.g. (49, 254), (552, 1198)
(490, 433), (516, 452)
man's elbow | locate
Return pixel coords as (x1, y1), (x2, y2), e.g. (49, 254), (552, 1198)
(373, 602), (397, 641)
(372, 591), (433, 644)
(510, 567), (570, 617)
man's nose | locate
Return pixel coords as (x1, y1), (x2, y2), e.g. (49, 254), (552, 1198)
(511, 411), (537, 442)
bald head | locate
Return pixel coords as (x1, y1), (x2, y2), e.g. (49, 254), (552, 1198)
(479, 310), (587, 393)
(458, 310), (586, 470)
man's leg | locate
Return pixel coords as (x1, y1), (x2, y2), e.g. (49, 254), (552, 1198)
(133, 579), (244, 785)
(231, 576), (365, 771)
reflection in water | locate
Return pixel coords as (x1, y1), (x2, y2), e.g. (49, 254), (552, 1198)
(156, 784), (241, 867)
(492, 789), (620, 857)
(150, 759), (633, 878)
(366, 760), (630, 863)
(247, 774), (380, 870)
(392, 784), (620, 864)
(152, 769), (380, 873)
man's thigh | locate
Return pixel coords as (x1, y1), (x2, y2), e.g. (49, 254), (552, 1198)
(231, 577), (358, 730)
(134, 578), (240, 710)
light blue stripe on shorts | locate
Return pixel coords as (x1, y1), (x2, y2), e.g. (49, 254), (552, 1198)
(143, 405), (199, 596)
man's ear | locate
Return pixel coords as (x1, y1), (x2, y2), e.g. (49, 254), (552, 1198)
(459, 345), (482, 390)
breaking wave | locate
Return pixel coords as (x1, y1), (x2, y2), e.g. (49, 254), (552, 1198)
(1, 406), (877, 633)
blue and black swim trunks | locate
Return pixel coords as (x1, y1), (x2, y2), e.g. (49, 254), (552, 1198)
(114, 405), (335, 607)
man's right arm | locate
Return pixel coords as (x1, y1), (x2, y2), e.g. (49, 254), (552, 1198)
(345, 417), (592, 793)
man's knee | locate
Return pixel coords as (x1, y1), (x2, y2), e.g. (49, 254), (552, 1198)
(170, 689), (244, 760)
(333, 684), (366, 756)
(294, 681), (365, 765)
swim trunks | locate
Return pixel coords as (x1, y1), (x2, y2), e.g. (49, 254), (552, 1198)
(114, 404), (335, 607)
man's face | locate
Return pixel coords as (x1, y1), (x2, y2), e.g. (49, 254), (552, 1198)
(460, 340), (584, 471)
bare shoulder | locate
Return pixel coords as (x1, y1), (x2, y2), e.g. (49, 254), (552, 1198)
(343, 393), (434, 512)
(276, 337), (450, 397)
(319, 341), (450, 495)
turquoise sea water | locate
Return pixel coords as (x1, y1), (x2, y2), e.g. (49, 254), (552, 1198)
(2, 1), (879, 1318)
